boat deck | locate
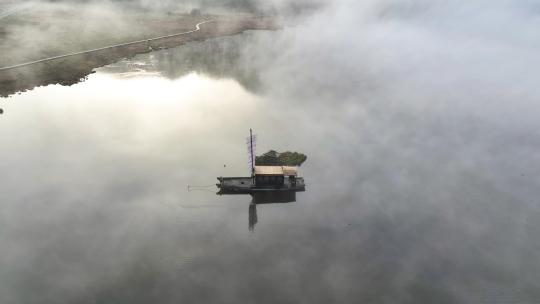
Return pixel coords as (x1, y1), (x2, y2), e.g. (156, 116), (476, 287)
(217, 176), (305, 195)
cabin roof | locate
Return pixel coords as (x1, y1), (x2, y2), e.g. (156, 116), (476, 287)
(254, 166), (298, 176)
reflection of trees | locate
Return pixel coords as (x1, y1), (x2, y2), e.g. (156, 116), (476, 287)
(153, 35), (261, 92)
(101, 34), (263, 93)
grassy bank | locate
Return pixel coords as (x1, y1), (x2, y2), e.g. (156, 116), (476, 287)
(0, 3), (277, 97)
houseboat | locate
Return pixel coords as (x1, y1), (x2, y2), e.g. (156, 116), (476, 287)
(216, 129), (306, 202)
(217, 165), (306, 195)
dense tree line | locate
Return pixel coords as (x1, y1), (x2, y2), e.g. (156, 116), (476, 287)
(255, 150), (307, 166)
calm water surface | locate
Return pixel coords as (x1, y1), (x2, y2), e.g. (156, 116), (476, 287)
(1, 33), (540, 303)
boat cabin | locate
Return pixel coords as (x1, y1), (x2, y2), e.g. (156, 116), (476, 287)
(254, 166), (298, 187)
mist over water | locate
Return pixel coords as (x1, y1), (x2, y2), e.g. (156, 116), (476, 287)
(2, 1), (540, 303)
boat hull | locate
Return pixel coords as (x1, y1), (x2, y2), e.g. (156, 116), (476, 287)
(217, 176), (305, 195)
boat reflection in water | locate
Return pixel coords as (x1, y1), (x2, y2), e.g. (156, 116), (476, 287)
(219, 177), (304, 231)
(248, 204), (258, 231)
(248, 191), (298, 231)
(218, 172), (305, 231)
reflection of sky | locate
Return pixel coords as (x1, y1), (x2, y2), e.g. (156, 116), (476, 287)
(2, 21), (540, 303)
(0, 68), (324, 303)
(1, 72), (261, 179)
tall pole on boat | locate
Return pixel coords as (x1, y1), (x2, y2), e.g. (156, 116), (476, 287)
(250, 128), (255, 177)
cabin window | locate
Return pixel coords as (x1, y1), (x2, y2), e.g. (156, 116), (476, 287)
(256, 175), (284, 186)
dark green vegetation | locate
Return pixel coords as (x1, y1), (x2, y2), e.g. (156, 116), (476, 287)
(255, 150), (307, 166)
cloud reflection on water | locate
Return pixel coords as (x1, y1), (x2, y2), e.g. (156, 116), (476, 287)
(1, 8), (540, 302)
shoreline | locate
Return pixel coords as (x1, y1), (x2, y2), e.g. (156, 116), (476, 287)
(0, 16), (277, 97)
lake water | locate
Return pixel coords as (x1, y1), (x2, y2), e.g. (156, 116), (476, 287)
(1, 32), (539, 303)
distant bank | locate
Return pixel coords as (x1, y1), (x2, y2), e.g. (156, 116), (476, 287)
(0, 16), (277, 97)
